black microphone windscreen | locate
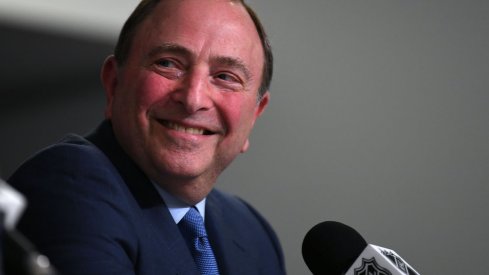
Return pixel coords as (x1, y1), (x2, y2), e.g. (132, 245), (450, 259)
(302, 221), (368, 275)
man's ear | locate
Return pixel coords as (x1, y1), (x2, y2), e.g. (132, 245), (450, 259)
(101, 55), (119, 119)
(240, 91), (270, 153)
(254, 91), (270, 120)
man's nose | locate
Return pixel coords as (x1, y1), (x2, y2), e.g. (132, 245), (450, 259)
(171, 71), (213, 114)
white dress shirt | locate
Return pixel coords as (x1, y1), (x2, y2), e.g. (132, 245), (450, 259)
(152, 182), (206, 223)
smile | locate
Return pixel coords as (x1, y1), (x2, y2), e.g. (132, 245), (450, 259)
(161, 120), (214, 135)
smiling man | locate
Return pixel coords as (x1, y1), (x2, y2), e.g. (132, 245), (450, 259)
(8, 0), (285, 274)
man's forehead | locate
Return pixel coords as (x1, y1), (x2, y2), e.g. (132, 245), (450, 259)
(134, 0), (261, 52)
(170, 0), (248, 23)
(137, 0), (263, 59)
(122, 0), (267, 93)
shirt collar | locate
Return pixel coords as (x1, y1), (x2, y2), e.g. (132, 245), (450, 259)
(152, 182), (206, 224)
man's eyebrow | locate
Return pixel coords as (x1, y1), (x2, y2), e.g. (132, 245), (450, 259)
(147, 43), (192, 59)
(212, 56), (253, 82)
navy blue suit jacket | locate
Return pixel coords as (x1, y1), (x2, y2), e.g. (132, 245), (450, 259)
(9, 121), (286, 275)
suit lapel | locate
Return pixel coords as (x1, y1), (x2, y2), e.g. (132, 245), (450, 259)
(87, 121), (199, 275)
(205, 191), (259, 275)
(141, 203), (199, 275)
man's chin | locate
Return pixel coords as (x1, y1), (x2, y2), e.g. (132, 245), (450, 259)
(151, 163), (214, 185)
(152, 171), (216, 204)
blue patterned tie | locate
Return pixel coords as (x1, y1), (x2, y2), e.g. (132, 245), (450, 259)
(179, 207), (220, 275)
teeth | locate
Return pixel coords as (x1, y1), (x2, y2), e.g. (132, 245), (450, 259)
(166, 122), (205, 135)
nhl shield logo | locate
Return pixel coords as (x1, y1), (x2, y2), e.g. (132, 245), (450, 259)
(354, 257), (392, 275)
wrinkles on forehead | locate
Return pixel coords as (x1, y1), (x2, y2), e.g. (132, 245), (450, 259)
(115, 0), (272, 96)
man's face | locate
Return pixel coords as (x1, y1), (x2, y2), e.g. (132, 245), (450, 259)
(102, 0), (269, 204)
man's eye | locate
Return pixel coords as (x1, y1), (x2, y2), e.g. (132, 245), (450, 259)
(156, 59), (176, 68)
(216, 73), (237, 82)
(151, 58), (184, 79)
(213, 72), (245, 91)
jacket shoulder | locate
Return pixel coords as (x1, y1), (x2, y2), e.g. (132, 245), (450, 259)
(10, 133), (119, 189)
(8, 134), (139, 274)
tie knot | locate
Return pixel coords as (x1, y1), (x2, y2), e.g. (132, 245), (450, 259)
(180, 207), (207, 238)
(178, 207), (220, 274)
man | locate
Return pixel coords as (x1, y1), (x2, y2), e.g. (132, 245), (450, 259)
(8, 0), (285, 274)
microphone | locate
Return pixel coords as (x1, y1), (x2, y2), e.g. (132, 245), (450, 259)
(0, 179), (26, 231)
(302, 221), (420, 275)
(1, 178), (59, 275)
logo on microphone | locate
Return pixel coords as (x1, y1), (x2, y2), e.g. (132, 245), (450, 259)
(380, 249), (419, 275)
(354, 257), (392, 275)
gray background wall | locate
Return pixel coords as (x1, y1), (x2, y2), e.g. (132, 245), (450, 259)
(1, 1), (488, 274)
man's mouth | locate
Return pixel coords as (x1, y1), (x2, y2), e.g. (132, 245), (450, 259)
(161, 120), (214, 135)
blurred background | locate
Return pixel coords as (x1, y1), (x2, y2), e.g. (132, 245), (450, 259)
(1, 0), (488, 274)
